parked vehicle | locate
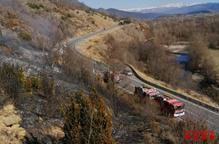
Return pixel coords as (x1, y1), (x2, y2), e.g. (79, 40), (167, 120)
(134, 86), (185, 117)
(161, 98), (185, 117)
(134, 86), (160, 99)
(103, 71), (121, 83)
(123, 68), (133, 76)
(124, 71), (133, 76)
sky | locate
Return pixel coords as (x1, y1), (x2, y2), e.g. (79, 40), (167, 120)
(79, 0), (219, 10)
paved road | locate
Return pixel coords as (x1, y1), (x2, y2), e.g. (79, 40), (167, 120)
(68, 25), (219, 133)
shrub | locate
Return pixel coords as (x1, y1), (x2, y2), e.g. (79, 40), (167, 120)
(30, 76), (41, 90)
(63, 91), (113, 144)
(85, 9), (91, 14)
(27, 3), (44, 10)
(24, 76), (41, 93)
(0, 64), (25, 99)
(91, 20), (95, 25)
(144, 133), (157, 144)
(61, 13), (72, 20)
(19, 31), (32, 41)
(24, 78), (32, 93)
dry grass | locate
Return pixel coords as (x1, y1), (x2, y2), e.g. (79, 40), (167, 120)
(0, 0), (118, 51)
(76, 26), (124, 62)
(67, 9), (118, 36)
(209, 49), (219, 74)
(149, 121), (161, 136)
(76, 24), (143, 63)
(0, 44), (13, 56)
(76, 36), (108, 62)
(144, 133), (157, 144)
(0, 104), (26, 144)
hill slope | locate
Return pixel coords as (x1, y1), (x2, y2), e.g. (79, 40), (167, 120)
(0, 0), (118, 143)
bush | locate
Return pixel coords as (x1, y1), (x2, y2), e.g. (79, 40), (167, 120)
(24, 76), (41, 93)
(91, 20), (95, 25)
(61, 13), (72, 20)
(0, 64), (25, 99)
(27, 3), (44, 10)
(144, 133), (157, 144)
(19, 31), (32, 41)
(119, 18), (131, 25)
(63, 91), (113, 144)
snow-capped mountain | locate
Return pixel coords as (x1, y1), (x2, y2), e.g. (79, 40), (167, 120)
(124, 3), (219, 15)
(123, 2), (193, 12)
(99, 3), (219, 19)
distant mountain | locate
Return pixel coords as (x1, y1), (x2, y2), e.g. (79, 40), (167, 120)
(135, 3), (219, 14)
(99, 3), (219, 19)
(98, 8), (165, 19)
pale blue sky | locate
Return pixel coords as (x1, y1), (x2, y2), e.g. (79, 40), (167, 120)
(79, 0), (219, 9)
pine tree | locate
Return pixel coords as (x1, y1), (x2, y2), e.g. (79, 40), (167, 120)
(63, 91), (113, 144)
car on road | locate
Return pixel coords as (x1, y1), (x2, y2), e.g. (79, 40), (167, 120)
(123, 68), (133, 76)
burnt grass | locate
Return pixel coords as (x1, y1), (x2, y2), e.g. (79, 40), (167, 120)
(111, 92), (161, 144)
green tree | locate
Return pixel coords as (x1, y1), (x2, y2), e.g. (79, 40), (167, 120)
(63, 91), (112, 144)
(89, 89), (112, 143)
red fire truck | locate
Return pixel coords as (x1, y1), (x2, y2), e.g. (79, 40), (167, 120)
(161, 98), (185, 117)
(134, 87), (160, 100)
(134, 86), (185, 117)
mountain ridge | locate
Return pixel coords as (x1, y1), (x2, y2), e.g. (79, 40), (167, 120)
(99, 3), (219, 19)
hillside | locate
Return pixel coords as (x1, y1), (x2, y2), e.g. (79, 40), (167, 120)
(0, 1), (218, 144)
(0, 0), (117, 51)
(0, 0), (119, 143)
